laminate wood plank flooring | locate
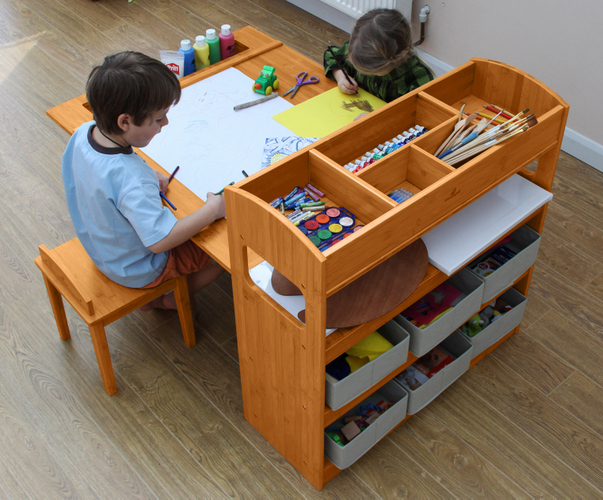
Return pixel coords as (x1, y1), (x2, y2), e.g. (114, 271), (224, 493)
(1, 0), (602, 496)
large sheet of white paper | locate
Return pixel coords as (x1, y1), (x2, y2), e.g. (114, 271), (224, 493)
(422, 174), (553, 275)
(141, 67), (295, 200)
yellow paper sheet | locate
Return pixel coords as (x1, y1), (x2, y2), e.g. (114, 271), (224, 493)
(272, 87), (387, 138)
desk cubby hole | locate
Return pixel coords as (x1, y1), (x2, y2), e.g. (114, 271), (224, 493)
(313, 93), (456, 169)
(238, 148), (396, 231)
(420, 58), (564, 138)
(357, 144), (455, 198)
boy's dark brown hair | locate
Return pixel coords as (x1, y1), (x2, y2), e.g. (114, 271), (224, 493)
(348, 8), (413, 76)
(86, 51), (181, 135)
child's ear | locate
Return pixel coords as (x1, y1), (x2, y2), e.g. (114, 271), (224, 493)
(116, 113), (132, 132)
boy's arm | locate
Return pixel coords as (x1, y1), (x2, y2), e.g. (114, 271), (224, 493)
(148, 192), (225, 253)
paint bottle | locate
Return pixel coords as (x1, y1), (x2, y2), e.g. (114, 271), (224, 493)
(193, 35), (210, 70)
(178, 39), (196, 76)
(206, 28), (221, 65)
(218, 24), (236, 59)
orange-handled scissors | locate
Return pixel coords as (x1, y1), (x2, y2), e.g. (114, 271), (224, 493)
(283, 71), (320, 99)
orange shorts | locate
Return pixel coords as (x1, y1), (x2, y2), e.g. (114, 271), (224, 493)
(143, 240), (211, 288)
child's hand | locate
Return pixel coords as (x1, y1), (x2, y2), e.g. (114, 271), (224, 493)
(333, 69), (358, 95)
(154, 170), (169, 193)
(205, 192), (226, 220)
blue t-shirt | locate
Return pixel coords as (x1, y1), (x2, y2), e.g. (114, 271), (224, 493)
(62, 121), (178, 287)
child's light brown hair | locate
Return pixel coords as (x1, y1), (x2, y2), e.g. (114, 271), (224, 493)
(348, 8), (413, 76)
(86, 51), (181, 135)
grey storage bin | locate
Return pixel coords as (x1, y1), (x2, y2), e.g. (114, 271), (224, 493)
(468, 225), (541, 303)
(326, 320), (409, 410)
(394, 268), (484, 357)
(324, 380), (408, 469)
(460, 287), (527, 357)
(394, 330), (473, 415)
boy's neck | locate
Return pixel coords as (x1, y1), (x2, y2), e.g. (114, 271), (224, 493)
(93, 126), (129, 148)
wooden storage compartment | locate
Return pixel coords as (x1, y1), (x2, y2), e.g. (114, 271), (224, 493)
(225, 57), (569, 490)
(357, 145), (454, 197)
(420, 59), (565, 125)
(314, 92), (456, 168)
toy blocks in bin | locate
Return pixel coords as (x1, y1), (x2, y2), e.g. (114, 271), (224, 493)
(458, 287), (527, 358)
(325, 320), (410, 410)
(394, 268), (484, 357)
(394, 330), (472, 415)
(324, 380), (408, 469)
(467, 225), (541, 303)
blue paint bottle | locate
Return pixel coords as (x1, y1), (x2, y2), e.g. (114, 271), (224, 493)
(178, 39), (196, 76)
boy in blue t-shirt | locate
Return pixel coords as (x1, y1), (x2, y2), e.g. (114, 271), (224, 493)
(62, 51), (225, 311)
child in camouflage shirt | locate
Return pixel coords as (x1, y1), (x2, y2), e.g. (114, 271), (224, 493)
(324, 8), (434, 103)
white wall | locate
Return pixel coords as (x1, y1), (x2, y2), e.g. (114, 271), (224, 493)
(410, 0), (603, 170)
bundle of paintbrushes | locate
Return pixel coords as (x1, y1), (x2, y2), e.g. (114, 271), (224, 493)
(435, 106), (537, 166)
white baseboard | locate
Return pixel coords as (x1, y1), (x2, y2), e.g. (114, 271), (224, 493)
(561, 129), (603, 172)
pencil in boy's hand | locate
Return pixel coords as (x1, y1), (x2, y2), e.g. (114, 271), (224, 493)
(327, 45), (359, 97)
(215, 181), (235, 195)
(160, 192), (176, 210)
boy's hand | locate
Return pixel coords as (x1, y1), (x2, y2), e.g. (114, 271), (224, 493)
(206, 192), (226, 220)
(333, 69), (358, 95)
(154, 170), (169, 193)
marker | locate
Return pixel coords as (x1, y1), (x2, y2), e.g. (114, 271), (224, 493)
(242, 170), (249, 178)
(215, 181), (234, 195)
(160, 192), (176, 210)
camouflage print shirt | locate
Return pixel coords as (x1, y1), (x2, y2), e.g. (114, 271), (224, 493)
(323, 42), (435, 103)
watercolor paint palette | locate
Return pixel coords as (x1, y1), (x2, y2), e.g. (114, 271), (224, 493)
(296, 207), (363, 251)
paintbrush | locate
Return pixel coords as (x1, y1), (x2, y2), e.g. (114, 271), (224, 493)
(326, 45), (359, 97)
(446, 125), (529, 165)
(443, 119), (527, 162)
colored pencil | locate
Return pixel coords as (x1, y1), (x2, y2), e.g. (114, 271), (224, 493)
(160, 192), (176, 210)
(167, 165), (179, 183)
(216, 181), (235, 195)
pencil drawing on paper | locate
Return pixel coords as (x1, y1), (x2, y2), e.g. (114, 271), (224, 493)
(341, 99), (374, 113)
(140, 67), (294, 199)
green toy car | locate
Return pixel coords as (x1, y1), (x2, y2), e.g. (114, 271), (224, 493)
(253, 65), (280, 95)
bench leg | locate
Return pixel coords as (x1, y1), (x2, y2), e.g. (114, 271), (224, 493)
(42, 275), (71, 341)
(89, 323), (117, 395)
(173, 277), (196, 348)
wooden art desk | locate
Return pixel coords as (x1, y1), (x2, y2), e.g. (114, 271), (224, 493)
(48, 27), (569, 490)
(46, 26), (336, 272)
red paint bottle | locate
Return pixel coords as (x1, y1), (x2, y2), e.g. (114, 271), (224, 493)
(218, 24), (235, 59)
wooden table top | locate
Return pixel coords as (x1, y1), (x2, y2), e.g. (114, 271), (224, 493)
(46, 26), (336, 272)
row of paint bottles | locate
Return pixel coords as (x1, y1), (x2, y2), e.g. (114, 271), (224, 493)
(186, 25), (235, 75)
(178, 25), (235, 77)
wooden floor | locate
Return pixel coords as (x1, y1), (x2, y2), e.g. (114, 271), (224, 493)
(1, 0), (602, 497)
